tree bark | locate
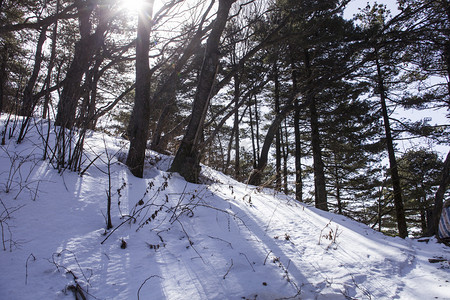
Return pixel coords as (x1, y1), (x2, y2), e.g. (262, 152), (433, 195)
(375, 49), (408, 238)
(126, 0), (155, 177)
(170, 0), (236, 183)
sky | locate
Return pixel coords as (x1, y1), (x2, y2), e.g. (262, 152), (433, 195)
(344, 0), (399, 19)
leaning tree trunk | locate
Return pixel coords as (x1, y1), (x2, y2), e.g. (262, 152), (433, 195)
(20, 25), (48, 117)
(126, 0), (155, 177)
(170, 0), (236, 183)
(375, 49), (408, 238)
(17, 25), (48, 143)
(54, 1), (106, 129)
(247, 99), (297, 186)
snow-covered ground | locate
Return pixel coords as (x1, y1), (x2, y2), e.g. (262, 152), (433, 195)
(0, 116), (449, 300)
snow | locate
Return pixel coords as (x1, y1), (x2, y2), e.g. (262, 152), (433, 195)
(1, 115), (449, 300)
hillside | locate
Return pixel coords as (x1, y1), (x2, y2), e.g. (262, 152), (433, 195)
(0, 116), (449, 300)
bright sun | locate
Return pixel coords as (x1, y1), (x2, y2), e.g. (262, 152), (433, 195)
(121, 0), (147, 13)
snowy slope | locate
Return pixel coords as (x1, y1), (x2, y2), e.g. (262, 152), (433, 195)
(0, 116), (449, 300)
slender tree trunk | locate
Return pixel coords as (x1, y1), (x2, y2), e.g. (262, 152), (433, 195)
(274, 62), (282, 191)
(292, 65), (302, 202)
(443, 0), (450, 104)
(419, 189), (427, 234)
(294, 101), (303, 201)
(309, 93), (328, 211)
(428, 150), (450, 237)
(282, 119), (289, 193)
(20, 25), (48, 117)
(249, 105), (257, 169)
(17, 26), (48, 143)
(304, 48), (328, 211)
(224, 127), (234, 174)
(247, 100), (297, 186)
(0, 44), (8, 112)
(375, 49), (408, 238)
(126, 0), (155, 177)
(334, 153), (342, 214)
(43, 17), (59, 119)
(233, 72), (240, 178)
(254, 95), (260, 158)
(170, 0), (236, 182)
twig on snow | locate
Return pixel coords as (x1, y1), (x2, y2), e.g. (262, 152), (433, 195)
(223, 259), (234, 279)
(137, 275), (164, 300)
(25, 253), (36, 284)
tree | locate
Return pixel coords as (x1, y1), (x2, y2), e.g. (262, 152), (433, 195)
(357, 3), (409, 238)
(398, 149), (443, 235)
(170, 0), (236, 183)
(54, 0), (109, 129)
(126, 0), (155, 177)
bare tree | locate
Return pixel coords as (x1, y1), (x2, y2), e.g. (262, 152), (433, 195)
(170, 0), (237, 182)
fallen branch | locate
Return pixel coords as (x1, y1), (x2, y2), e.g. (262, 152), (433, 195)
(223, 259), (233, 279)
(137, 275), (164, 300)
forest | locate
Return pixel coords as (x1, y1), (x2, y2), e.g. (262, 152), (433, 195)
(0, 0), (449, 239)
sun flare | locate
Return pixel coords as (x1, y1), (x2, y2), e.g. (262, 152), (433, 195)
(120, 0), (147, 13)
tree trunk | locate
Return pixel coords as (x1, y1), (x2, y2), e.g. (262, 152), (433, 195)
(304, 48), (328, 211)
(334, 153), (342, 214)
(233, 72), (240, 178)
(254, 95), (261, 158)
(292, 67), (303, 202)
(375, 49), (408, 238)
(247, 100), (297, 186)
(17, 25), (48, 143)
(274, 62), (282, 191)
(150, 20), (212, 152)
(282, 118), (289, 193)
(54, 1), (106, 129)
(126, 0), (155, 177)
(309, 92), (328, 211)
(428, 150), (450, 237)
(249, 105), (257, 169)
(0, 44), (8, 112)
(43, 17), (59, 119)
(170, 0), (235, 183)
(20, 25), (48, 117)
